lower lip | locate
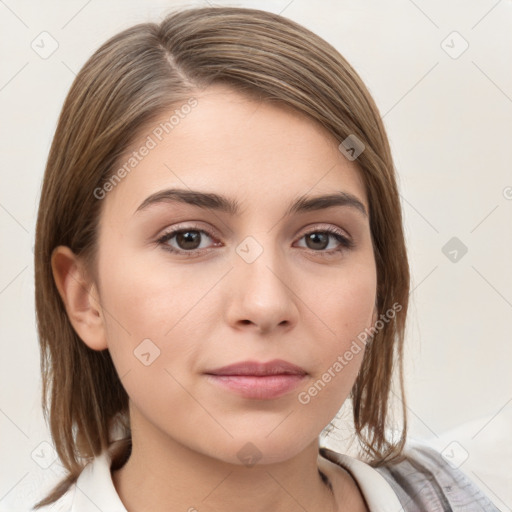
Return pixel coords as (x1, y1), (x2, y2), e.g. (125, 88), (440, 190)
(206, 374), (306, 399)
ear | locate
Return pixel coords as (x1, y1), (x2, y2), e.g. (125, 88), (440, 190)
(51, 245), (107, 351)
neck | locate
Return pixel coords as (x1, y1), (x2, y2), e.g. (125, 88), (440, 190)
(112, 413), (336, 512)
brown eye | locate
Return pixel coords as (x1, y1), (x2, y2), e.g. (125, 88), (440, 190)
(175, 230), (202, 250)
(305, 232), (329, 250)
(296, 229), (353, 253)
(158, 227), (218, 254)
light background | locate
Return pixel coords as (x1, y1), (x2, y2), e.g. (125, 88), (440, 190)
(0, 0), (511, 510)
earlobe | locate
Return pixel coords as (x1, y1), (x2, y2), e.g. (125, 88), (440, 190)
(51, 245), (108, 351)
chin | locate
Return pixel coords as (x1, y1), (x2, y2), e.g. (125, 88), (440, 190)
(200, 430), (318, 468)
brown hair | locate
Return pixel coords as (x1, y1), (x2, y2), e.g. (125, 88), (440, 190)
(34, 6), (409, 507)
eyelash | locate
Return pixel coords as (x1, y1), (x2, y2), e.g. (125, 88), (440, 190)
(156, 223), (354, 259)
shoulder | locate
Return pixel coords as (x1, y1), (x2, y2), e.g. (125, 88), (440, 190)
(375, 442), (500, 511)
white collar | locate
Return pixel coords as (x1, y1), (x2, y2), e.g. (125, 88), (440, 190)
(320, 448), (404, 512)
(65, 448), (403, 512)
(69, 450), (127, 511)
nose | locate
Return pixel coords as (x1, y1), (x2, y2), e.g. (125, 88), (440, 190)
(224, 242), (299, 335)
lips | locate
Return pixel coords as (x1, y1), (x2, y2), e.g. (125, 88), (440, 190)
(206, 359), (307, 377)
(205, 359), (307, 400)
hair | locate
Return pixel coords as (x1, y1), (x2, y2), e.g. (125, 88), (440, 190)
(34, 6), (409, 507)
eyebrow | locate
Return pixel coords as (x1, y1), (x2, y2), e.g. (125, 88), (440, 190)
(134, 188), (368, 218)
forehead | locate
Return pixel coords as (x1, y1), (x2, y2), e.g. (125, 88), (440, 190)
(102, 84), (368, 219)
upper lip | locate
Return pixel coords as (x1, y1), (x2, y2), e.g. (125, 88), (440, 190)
(206, 359), (307, 376)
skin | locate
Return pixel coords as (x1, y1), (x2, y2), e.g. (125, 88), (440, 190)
(52, 84), (377, 511)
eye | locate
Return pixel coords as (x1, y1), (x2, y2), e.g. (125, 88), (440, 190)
(295, 227), (354, 254)
(157, 226), (220, 255)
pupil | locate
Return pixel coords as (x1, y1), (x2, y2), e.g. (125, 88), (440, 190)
(307, 232), (328, 250)
(177, 231), (200, 249)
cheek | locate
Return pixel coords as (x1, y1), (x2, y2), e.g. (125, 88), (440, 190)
(95, 253), (219, 424)
(96, 248), (226, 373)
(99, 242), (195, 329)
(294, 258), (377, 408)
(304, 256), (377, 344)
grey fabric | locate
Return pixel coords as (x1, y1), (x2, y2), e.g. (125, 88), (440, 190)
(375, 444), (500, 511)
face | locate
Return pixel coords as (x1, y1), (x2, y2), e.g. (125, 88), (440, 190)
(91, 84), (377, 465)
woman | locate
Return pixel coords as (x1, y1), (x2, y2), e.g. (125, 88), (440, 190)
(33, 6), (498, 511)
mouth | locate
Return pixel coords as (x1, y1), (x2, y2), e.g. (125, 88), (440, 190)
(204, 359), (307, 400)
